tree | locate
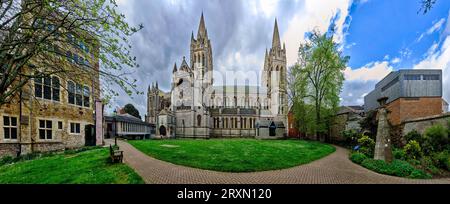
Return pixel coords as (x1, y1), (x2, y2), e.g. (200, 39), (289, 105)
(0, 0), (143, 107)
(290, 30), (349, 141)
(419, 0), (437, 14)
(123, 103), (141, 119)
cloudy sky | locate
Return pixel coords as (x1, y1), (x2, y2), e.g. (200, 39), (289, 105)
(111, 0), (450, 117)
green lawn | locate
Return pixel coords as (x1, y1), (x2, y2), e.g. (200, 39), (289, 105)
(0, 148), (144, 184)
(129, 139), (335, 172)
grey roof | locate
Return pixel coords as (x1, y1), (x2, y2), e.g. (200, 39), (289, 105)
(105, 114), (150, 126)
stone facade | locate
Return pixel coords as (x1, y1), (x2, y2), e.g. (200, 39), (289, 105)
(0, 35), (100, 158)
(330, 106), (364, 142)
(147, 14), (288, 139)
(402, 112), (450, 135)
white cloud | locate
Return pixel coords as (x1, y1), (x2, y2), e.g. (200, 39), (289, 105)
(413, 36), (450, 103)
(427, 18), (446, 35)
(391, 57), (401, 64)
(282, 0), (353, 66)
(344, 61), (393, 82)
(417, 18), (446, 42)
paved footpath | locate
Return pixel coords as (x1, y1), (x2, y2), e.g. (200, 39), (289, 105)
(110, 139), (450, 184)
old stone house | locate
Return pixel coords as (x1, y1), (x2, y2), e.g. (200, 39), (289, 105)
(0, 26), (102, 158)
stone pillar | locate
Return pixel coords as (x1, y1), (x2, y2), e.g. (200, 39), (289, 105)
(374, 97), (393, 162)
(95, 100), (104, 146)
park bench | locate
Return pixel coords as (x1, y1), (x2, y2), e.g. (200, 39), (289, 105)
(109, 144), (123, 163)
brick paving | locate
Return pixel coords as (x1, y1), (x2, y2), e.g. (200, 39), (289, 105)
(108, 139), (450, 184)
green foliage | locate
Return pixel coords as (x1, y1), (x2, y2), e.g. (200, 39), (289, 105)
(290, 30), (349, 139)
(359, 110), (377, 138)
(404, 130), (423, 144)
(409, 169), (433, 179)
(360, 159), (431, 179)
(341, 130), (360, 147)
(419, 156), (440, 174)
(0, 156), (14, 166)
(350, 152), (367, 164)
(129, 139), (335, 172)
(123, 103), (141, 119)
(393, 148), (406, 160)
(423, 124), (449, 154)
(0, 0), (143, 107)
(357, 135), (375, 157)
(431, 151), (450, 171)
(403, 140), (422, 160)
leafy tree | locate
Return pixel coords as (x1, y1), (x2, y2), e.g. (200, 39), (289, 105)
(359, 110), (378, 139)
(419, 0), (437, 14)
(0, 0), (143, 107)
(123, 103), (141, 119)
(290, 30), (349, 141)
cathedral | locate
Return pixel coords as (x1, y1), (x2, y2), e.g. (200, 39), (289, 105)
(146, 13), (288, 138)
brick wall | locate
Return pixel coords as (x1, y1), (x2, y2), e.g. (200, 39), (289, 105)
(387, 97), (443, 126)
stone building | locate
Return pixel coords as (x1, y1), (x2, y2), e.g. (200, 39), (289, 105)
(147, 13), (288, 138)
(104, 113), (152, 140)
(330, 106), (365, 142)
(0, 32), (102, 158)
(364, 69), (444, 126)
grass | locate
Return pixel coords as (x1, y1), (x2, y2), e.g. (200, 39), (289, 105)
(0, 148), (144, 184)
(129, 139), (335, 172)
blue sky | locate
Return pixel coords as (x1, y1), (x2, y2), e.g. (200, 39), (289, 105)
(114, 0), (450, 116)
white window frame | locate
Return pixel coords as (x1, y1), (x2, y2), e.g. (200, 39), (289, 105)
(69, 122), (81, 134)
(2, 115), (18, 141)
(34, 75), (61, 102)
(38, 119), (53, 140)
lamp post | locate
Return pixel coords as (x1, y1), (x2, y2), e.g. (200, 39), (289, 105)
(113, 109), (117, 146)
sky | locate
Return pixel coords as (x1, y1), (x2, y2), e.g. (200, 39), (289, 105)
(111, 0), (450, 117)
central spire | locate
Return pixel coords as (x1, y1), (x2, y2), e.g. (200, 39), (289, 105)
(197, 12), (207, 39)
(272, 18), (281, 49)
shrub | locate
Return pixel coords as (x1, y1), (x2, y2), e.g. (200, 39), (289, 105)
(342, 130), (359, 147)
(350, 152), (367, 164)
(431, 151), (450, 171)
(393, 148), (406, 160)
(404, 130), (423, 144)
(423, 124), (449, 154)
(403, 140), (422, 160)
(357, 135), (375, 157)
(0, 156), (14, 166)
(420, 156), (440, 174)
(409, 169), (432, 179)
(360, 159), (427, 178)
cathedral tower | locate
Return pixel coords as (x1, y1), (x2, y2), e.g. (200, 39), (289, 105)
(190, 12), (213, 87)
(263, 18), (288, 119)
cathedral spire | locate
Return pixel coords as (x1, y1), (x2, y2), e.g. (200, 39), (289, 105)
(272, 18), (281, 49)
(197, 12), (207, 39)
(191, 31), (195, 41)
(173, 62), (177, 73)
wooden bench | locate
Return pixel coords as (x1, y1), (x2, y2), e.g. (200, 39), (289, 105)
(109, 144), (123, 163)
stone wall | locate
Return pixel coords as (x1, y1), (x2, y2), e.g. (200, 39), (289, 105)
(330, 114), (348, 142)
(402, 112), (450, 135)
(0, 143), (20, 157)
